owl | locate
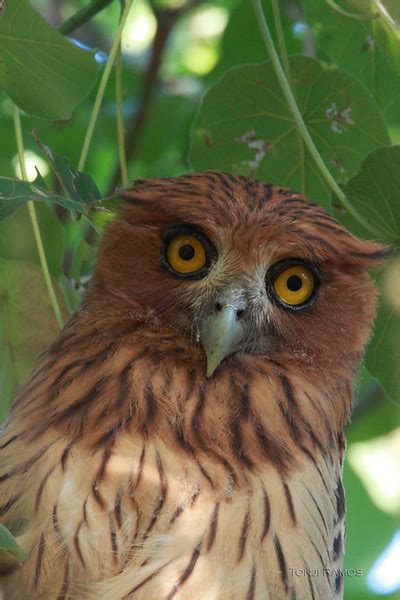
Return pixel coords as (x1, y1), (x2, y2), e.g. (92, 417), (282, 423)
(0, 171), (387, 599)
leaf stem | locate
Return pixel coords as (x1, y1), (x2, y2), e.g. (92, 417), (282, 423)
(252, 0), (385, 239)
(115, 1), (128, 187)
(108, 0), (201, 193)
(12, 104), (64, 329)
(271, 0), (291, 80)
(78, 0), (134, 173)
(375, 1), (400, 36)
(324, 0), (379, 20)
(58, 0), (114, 35)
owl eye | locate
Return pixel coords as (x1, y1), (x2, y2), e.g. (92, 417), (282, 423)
(167, 233), (206, 273)
(268, 261), (319, 308)
(162, 226), (217, 279)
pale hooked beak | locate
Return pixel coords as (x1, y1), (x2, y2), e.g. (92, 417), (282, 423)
(201, 295), (247, 377)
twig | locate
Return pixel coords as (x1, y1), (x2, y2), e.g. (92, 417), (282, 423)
(78, 0), (134, 172)
(324, 0), (379, 20)
(107, 0), (202, 192)
(58, 0), (115, 35)
(271, 0), (291, 80)
(252, 0), (387, 240)
(115, 1), (128, 187)
(12, 104), (64, 329)
(108, 10), (177, 191)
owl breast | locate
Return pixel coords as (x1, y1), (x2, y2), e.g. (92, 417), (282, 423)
(5, 430), (344, 600)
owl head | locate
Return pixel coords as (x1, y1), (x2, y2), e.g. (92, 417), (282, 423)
(92, 171), (387, 379)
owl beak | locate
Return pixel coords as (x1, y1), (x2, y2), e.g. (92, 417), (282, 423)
(201, 299), (246, 377)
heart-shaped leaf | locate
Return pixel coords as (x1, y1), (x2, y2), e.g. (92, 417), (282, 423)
(333, 146), (400, 404)
(303, 0), (400, 112)
(189, 57), (390, 209)
(336, 145), (400, 241)
(366, 262), (400, 404)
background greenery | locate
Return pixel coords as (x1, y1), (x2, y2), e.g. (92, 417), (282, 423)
(0, 0), (399, 597)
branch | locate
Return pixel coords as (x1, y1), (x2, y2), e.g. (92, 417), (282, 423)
(116, 2), (128, 187)
(58, 0), (114, 35)
(107, 0), (202, 193)
(12, 105), (64, 329)
(324, 0), (379, 20)
(271, 0), (291, 80)
(78, 0), (134, 172)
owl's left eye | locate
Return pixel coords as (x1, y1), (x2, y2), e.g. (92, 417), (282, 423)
(267, 259), (320, 310)
(162, 226), (217, 279)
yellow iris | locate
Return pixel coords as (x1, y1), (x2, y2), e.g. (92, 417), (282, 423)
(166, 234), (206, 274)
(273, 265), (315, 305)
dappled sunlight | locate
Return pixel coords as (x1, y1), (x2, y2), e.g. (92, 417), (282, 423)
(163, 5), (229, 77)
(122, 0), (156, 55)
(368, 531), (400, 595)
(188, 6), (228, 38)
(383, 258), (400, 313)
(182, 43), (219, 75)
(348, 428), (400, 515)
(12, 151), (49, 182)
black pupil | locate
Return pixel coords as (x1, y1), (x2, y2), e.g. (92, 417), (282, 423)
(179, 244), (195, 261)
(287, 274), (302, 292)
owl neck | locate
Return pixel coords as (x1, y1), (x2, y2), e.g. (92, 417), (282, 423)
(15, 306), (352, 480)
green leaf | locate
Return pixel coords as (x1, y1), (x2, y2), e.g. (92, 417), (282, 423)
(190, 57), (390, 208)
(213, 0), (303, 79)
(337, 145), (400, 241)
(0, 201), (66, 279)
(69, 239), (95, 280)
(0, 259), (67, 419)
(0, 525), (26, 571)
(36, 142), (102, 205)
(372, 2), (400, 65)
(0, 525), (25, 561)
(85, 203), (119, 235)
(0, 0), (98, 119)
(0, 176), (89, 223)
(0, 143), (117, 226)
(351, 367), (399, 442)
(59, 274), (81, 315)
(303, 0), (400, 113)
(366, 263), (400, 404)
(133, 94), (198, 171)
(34, 142), (119, 232)
(333, 145), (400, 402)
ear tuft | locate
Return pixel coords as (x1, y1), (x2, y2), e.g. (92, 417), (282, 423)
(343, 236), (392, 268)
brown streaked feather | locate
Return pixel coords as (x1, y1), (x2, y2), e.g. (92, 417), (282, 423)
(1, 171), (383, 599)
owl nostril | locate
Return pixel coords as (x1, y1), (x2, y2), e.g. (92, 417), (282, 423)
(214, 302), (246, 318)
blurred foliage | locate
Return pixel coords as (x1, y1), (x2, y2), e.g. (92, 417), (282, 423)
(0, 258), (68, 421)
(0, 0), (399, 597)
